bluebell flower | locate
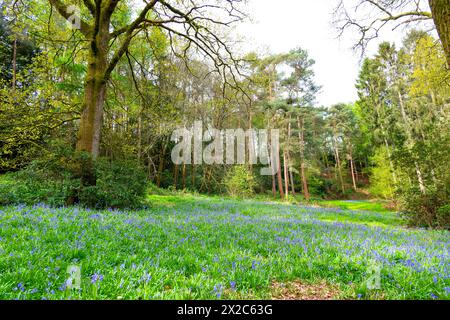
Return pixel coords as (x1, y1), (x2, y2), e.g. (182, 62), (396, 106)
(213, 284), (223, 299)
(17, 283), (25, 292)
(91, 273), (104, 284)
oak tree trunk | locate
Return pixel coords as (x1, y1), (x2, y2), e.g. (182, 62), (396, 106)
(429, 0), (450, 67)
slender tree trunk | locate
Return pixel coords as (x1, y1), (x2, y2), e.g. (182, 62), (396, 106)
(12, 38), (17, 91)
(174, 164), (179, 189)
(283, 151), (289, 200)
(297, 116), (310, 200)
(415, 163), (427, 194)
(429, 0), (450, 67)
(272, 175), (277, 197)
(276, 145), (285, 199)
(333, 136), (345, 193)
(191, 165), (196, 190)
(248, 104), (253, 172)
(182, 164), (187, 189)
(156, 139), (168, 188)
(288, 154), (296, 196)
(268, 128), (277, 197)
(286, 117), (295, 196)
(137, 113), (142, 161)
(349, 153), (357, 192)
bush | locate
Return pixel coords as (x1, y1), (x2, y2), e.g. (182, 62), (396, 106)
(78, 158), (147, 209)
(0, 164), (78, 207)
(0, 150), (148, 209)
(437, 205), (450, 230)
(223, 166), (256, 198)
(400, 184), (449, 229)
(307, 175), (328, 198)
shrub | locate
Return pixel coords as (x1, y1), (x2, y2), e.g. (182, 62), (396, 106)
(223, 166), (256, 198)
(437, 205), (450, 230)
(308, 175), (328, 198)
(0, 164), (77, 207)
(400, 184), (449, 229)
(78, 158), (147, 209)
(0, 150), (148, 209)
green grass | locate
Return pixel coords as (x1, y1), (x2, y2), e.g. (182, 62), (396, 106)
(315, 200), (392, 213)
(0, 195), (448, 300)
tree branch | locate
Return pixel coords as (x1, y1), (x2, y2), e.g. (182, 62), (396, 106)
(104, 0), (160, 80)
(48, 0), (92, 36)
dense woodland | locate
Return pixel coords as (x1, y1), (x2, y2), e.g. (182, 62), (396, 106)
(0, 0), (449, 228)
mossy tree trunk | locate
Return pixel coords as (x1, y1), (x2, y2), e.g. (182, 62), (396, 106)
(429, 0), (450, 67)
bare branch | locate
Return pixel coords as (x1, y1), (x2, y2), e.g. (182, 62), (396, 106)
(334, 0), (433, 55)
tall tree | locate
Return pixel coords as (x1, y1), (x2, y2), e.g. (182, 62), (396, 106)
(42, 0), (244, 184)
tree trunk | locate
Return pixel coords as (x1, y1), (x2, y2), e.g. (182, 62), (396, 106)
(272, 175), (277, 197)
(276, 146), (285, 199)
(191, 165), (196, 190)
(283, 151), (289, 200)
(76, 28), (109, 159)
(268, 129), (277, 197)
(137, 113), (142, 161)
(297, 117), (310, 200)
(333, 136), (345, 194)
(429, 0), (450, 67)
(349, 154), (357, 192)
(156, 139), (168, 188)
(174, 164), (179, 189)
(288, 154), (296, 196)
(182, 164), (187, 189)
(12, 38), (17, 91)
(415, 163), (427, 194)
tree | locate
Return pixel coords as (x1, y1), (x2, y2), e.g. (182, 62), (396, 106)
(281, 48), (320, 200)
(334, 0), (450, 67)
(39, 0), (245, 184)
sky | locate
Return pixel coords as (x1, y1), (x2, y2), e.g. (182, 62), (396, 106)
(235, 0), (406, 107)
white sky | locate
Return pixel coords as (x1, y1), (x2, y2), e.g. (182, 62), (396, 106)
(235, 0), (407, 107)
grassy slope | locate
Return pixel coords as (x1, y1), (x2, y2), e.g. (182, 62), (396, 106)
(0, 194), (448, 300)
(315, 200), (392, 213)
